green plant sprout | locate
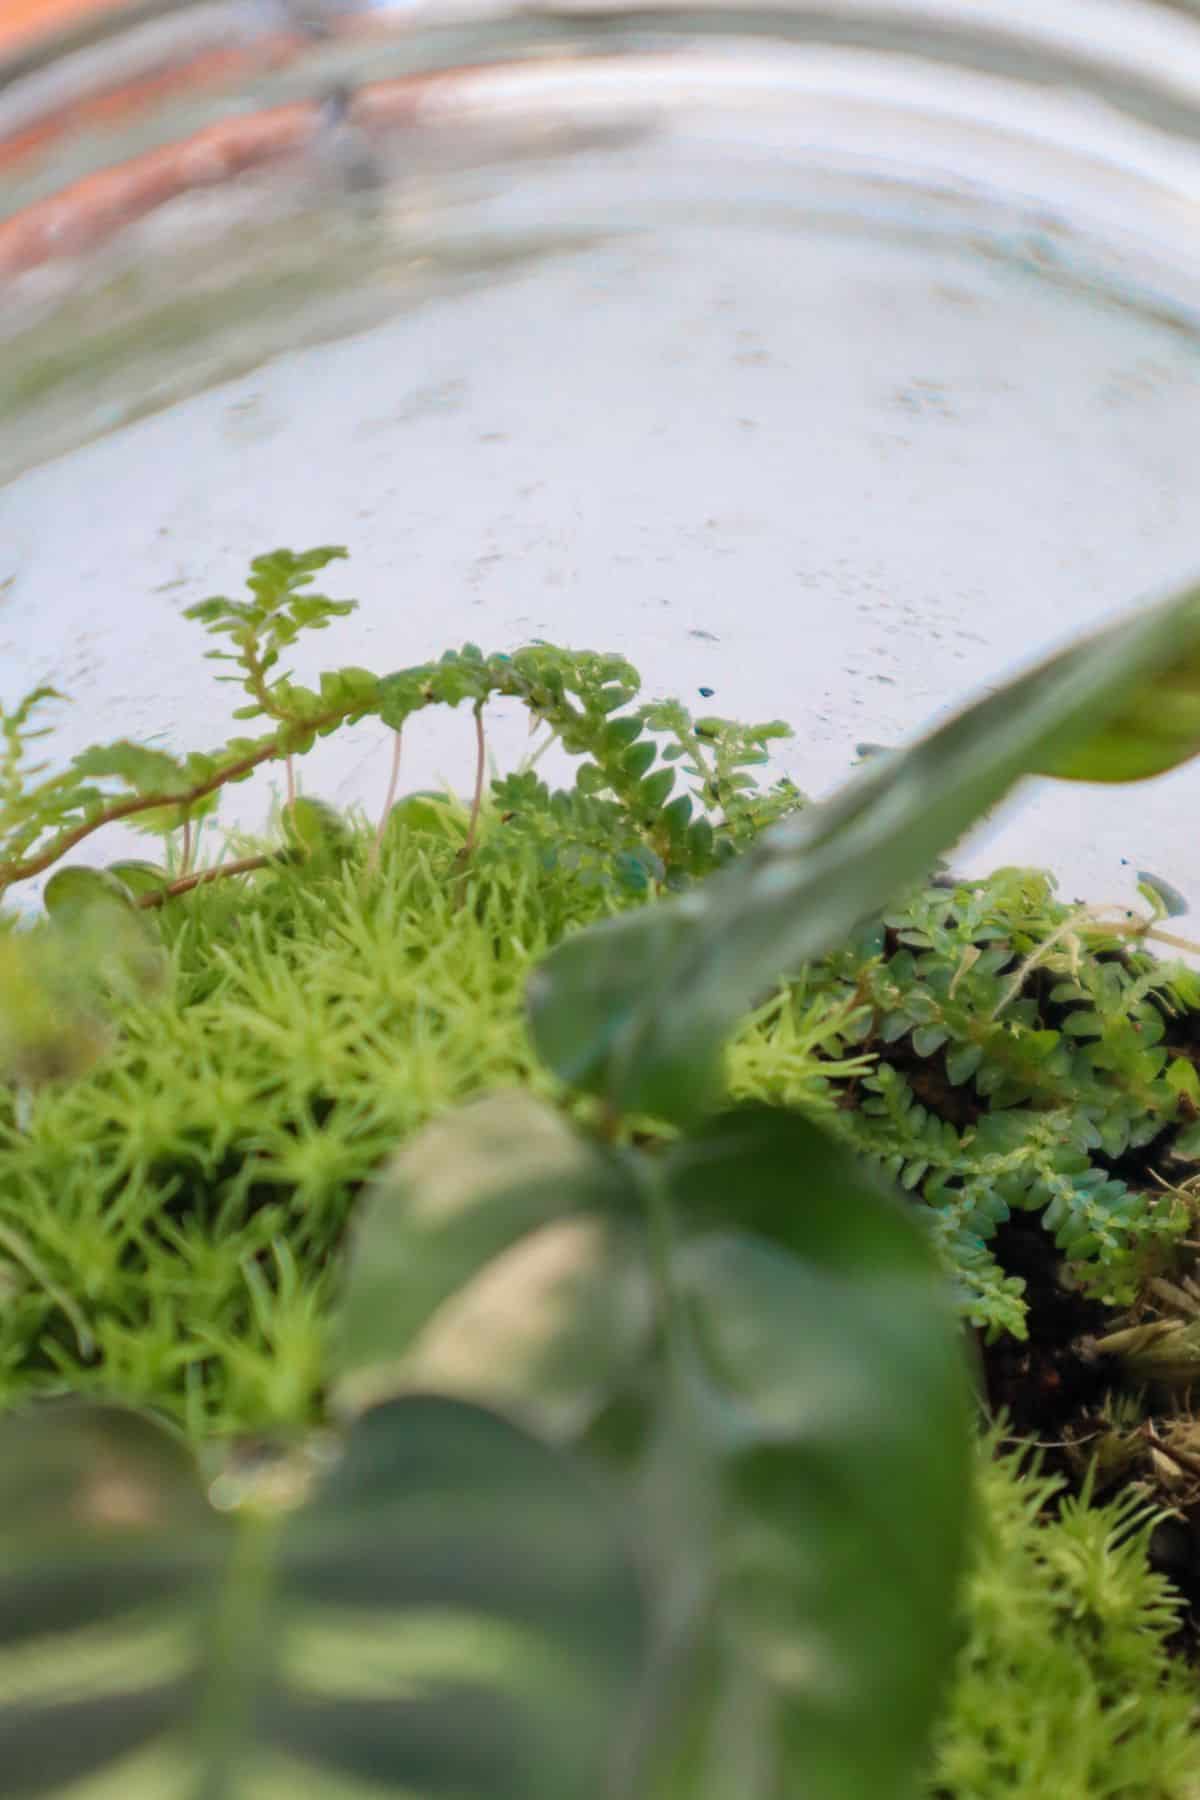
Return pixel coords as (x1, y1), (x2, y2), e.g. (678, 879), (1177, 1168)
(0, 548), (801, 910)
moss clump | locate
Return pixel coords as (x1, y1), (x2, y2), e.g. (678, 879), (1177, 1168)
(0, 821), (619, 1434)
(6, 805), (1200, 1433)
(930, 1442), (1200, 1798)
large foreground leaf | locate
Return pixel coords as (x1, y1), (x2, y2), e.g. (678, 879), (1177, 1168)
(0, 1395), (645, 1798)
(640, 1107), (973, 1799)
(334, 1092), (651, 1433)
(337, 1093), (973, 1796)
(529, 579), (1200, 1122)
(1037, 611), (1200, 783)
(0, 1404), (216, 1796)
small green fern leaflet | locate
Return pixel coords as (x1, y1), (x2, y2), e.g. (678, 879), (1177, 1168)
(0, 552), (805, 899)
(740, 867), (1199, 1337)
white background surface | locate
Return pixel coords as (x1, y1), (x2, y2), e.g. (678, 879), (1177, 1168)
(4, 220), (1200, 916)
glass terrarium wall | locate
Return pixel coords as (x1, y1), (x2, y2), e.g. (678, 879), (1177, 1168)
(4, 0), (1200, 910)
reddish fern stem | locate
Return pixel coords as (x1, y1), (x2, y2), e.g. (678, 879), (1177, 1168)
(0, 708), (345, 891)
(134, 853), (277, 908)
(462, 702), (487, 861)
(369, 728), (403, 874)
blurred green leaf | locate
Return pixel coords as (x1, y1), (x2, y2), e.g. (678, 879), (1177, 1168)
(317, 666), (380, 717)
(280, 797), (352, 860)
(0, 1395), (646, 1799)
(0, 1401), (220, 1797)
(67, 743), (218, 840)
(527, 905), (699, 1099)
(640, 1107), (972, 1799)
(39, 875), (167, 1015)
(106, 861), (171, 898)
(43, 865), (134, 921)
(530, 578), (1200, 1123)
(383, 790), (470, 847)
(0, 927), (112, 1086)
(641, 769), (676, 811)
(71, 742), (185, 795)
(272, 1396), (646, 1799)
(1039, 621), (1200, 782)
(335, 1092), (647, 1430)
(128, 794), (220, 840)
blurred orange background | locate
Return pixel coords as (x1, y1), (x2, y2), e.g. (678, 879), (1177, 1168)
(0, 0), (118, 52)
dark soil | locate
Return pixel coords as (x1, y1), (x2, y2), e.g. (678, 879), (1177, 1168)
(979, 1212), (1112, 1456)
(1150, 1507), (1200, 1663)
(976, 1207), (1200, 1663)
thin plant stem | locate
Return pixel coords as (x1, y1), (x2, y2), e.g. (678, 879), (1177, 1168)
(522, 725), (559, 774)
(606, 1154), (717, 1798)
(991, 900), (1200, 1024)
(369, 728), (403, 873)
(0, 710), (345, 891)
(1120, 922), (1200, 956)
(462, 703), (487, 861)
(180, 813), (194, 878)
(1080, 905), (1200, 958)
(989, 908), (1090, 1023)
(134, 853), (277, 909)
(285, 756), (296, 809)
(452, 703), (488, 910)
(194, 1507), (282, 1800)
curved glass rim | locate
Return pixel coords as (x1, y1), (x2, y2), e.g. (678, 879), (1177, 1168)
(10, 0), (1200, 154)
(7, 0), (1200, 484)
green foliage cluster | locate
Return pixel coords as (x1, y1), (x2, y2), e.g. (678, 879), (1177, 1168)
(735, 867), (1200, 1338)
(5, 549), (1200, 1796)
(2, 547), (1200, 1410)
(0, 547), (799, 902)
(379, 644), (801, 887)
(0, 830), (571, 1431)
(8, 804), (1199, 1424)
(0, 537), (810, 1433)
(930, 1441), (1200, 1798)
